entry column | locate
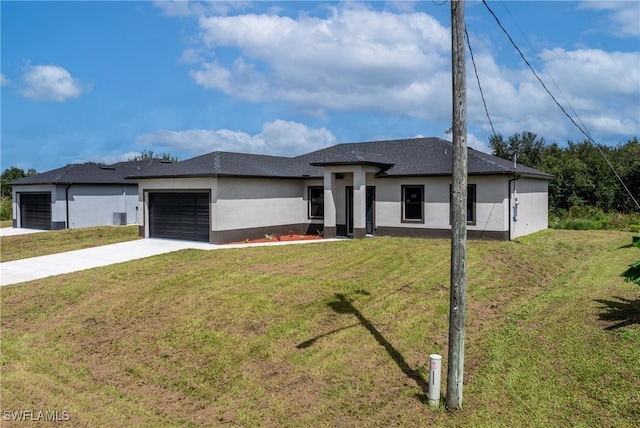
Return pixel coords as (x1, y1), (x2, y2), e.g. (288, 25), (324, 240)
(323, 170), (337, 238)
(353, 167), (366, 239)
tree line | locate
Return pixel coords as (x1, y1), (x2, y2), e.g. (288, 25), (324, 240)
(2, 136), (638, 215)
(490, 132), (640, 214)
(1, 167), (37, 198)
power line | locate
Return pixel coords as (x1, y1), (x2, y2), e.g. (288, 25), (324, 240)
(497, 1), (587, 140)
(598, 33), (640, 109)
(465, 27), (497, 137)
(481, 0), (640, 211)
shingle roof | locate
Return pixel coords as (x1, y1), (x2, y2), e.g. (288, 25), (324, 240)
(20, 138), (552, 184)
(129, 151), (322, 179)
(132, 138), (553, 179)
(308, 150), (395, 168)
(300, 137), (552, 178)
(10, 159), (164, 185)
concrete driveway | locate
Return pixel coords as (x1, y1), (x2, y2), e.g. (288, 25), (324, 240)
(0, 227), (50, 237)
(0, 237), (342, 286)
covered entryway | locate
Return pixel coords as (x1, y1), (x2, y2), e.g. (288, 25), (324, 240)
(20, 193), (51, 230)
(148, 192), (210, 242)
(317, 161), (391, 239)
(347, 186), (375, 235)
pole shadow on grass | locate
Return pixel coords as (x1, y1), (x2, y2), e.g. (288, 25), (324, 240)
(594, 296), (640, 330)
(297, 292), (429, 398)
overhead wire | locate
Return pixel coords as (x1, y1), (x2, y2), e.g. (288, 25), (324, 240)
(598, 33), (640, 109)
(481, 0), (640, 211)
(497, 1), (587, 136)
(465, 27), (497, 138)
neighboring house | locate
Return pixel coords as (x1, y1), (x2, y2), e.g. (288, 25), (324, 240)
(130, 137), (553, 244)
(10, 160), (163, 230)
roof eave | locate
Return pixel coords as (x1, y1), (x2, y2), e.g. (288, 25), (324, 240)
(309, 161), (395, 168)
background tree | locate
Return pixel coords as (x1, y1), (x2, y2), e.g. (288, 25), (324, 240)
(538, 143), (592, 211)
(610, 138), (640, 212)
(491, 132), (640, 214)
(128, 149), (178, 162)
(489, 131), (546, 169)
(1, 166), (37, 198)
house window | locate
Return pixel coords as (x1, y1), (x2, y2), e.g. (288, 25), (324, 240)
(467, 184), (476, 224)
(450, 184), (477, 225)
(308, 187), (324, 219)
(402, 185), (424, 222)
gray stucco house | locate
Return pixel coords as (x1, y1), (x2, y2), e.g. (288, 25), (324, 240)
(10, 160), (163, 230)
(131, 137), (553, 243)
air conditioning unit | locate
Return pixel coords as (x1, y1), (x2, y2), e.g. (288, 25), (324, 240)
(113, 212), (127, 226)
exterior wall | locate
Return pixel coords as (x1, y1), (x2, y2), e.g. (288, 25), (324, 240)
(138, 176), (319, 243)
(371, 175), (509, 238)
(13, 183), (138, 229)
(67, 184), (138, 228)
(510, 177), (549, 239)
(136, 173), (549, 243)
(214, 177), (305, 231)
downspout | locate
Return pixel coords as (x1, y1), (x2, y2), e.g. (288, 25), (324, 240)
(123, 184), (127, 225)
(65, 184), (71, 229)
(508, 175), (520, 240)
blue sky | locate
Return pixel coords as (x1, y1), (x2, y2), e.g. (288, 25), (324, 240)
(1, 1), (639, 172)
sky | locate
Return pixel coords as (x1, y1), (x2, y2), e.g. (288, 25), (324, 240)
(1, 0), (639, 173)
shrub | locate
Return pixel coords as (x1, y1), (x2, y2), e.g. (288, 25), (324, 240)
(550, 205), (640, 232)
(0, 197), (12, 221)
(621, 237), (640, 286)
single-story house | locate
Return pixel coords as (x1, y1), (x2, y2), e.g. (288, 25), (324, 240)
(10, 159), (163, 230)
(130, 137), (553, 243)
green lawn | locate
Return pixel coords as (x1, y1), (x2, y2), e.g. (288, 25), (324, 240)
(0, 225), (140, 262)
(1, 230), (639, 427)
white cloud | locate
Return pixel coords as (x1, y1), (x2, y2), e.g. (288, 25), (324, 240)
(187, 4), (451, 117)
(461, 41), (640, 142)
(19, 64), (90, 102)
(136, 120), (337, 157)
(154, 0), (251, 18)
(579, 1), (640, 37)
(467, 132), (491, 154)
(0, 74), (10, 86)
(159, 2), (639, 145)
(540, 48), (639, 98)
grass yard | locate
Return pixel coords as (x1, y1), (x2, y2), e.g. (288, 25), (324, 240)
(1, 230), (639, 427)
(0, 225), (140, 262)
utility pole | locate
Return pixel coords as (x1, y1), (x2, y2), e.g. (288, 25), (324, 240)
(447, 0), (467, 410)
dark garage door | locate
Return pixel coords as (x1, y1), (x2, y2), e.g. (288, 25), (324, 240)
(20, 193), (51, 230)
(149, 192), (209, 242)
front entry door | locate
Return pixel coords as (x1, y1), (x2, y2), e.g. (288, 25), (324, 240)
(346, 186), (375, 235)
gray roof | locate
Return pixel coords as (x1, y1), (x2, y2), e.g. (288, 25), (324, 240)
(132, 137), (552, 180)
(130, 137), (553, 179)
(129, 151), (322, 179)
(15, 138), (553, 185)
(303, 137), (552, 178)
(10, 159), (165, 185)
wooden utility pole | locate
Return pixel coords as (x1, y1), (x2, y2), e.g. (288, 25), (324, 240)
(447, 0), (467, 410)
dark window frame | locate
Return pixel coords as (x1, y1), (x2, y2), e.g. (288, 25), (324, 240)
(449, 184), (477, 226)
(308, 186), (324, 219)
(401, 185), (424, 223)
